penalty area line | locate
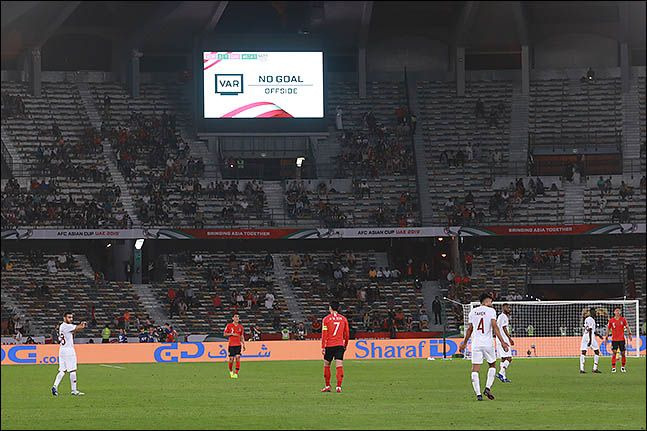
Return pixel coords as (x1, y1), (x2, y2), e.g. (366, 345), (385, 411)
(99, 364), (126, 369)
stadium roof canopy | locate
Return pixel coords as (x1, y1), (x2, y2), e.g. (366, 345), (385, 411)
(1, 1), (645, 63)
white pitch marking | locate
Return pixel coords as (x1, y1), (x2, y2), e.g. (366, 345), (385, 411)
(99, 364), (126, 369)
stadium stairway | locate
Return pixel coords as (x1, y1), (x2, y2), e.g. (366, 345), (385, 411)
(72, 254), (96, 280)
(187, 139), (220, 180)
(570, 249), (583, 277)
(373, 252), (390, 271)
(421, 281), (443, 333)
(1, 125), (25, 178)
(133, 284), (175, 327)
(100, 140), (141, 226)
(562, 181), (585, 224)
(408, 78), (434, 225)
(77, 82), (141, 226)
(622, 77), (642, 175)
(0, 289), (44, 335)
(315, 126), (341, 179)
(264, 181), (287, 226)
(271, 254), (305, 322)
(508, 84), (529, 175)
(77, 83), (102, 129)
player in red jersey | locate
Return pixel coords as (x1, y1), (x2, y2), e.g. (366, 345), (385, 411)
(223, 313), (246, 379)
(321, 301), (350, 393)
(605, 307), (633, 373)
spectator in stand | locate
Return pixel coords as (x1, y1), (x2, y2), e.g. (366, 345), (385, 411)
(475, 98), (485, 119)
(47, 258), (57, 274)
(611, 207), (621, 223)
(619, 181), (633, 201)
(264, 292), (275, 310)
(138, 327), (149, 343)
(147, 326), (158, 342)
(464, 252), (473, 275)
(212, 294), (222, 311)
(419, 307), (429, 330)
(102, 325), (111, 343)
(446, 270), (455, 287)
(335, 106), (344, 131)
(264, 252), (273, 268)
(640, 176), (646, 194)
(165, 325), (178, 342)
(167, 286), (176, 305)
(432, 296), (442, 325)
(118, 328), (128, 343)
(185, 286), (194, 310)
(597, 176), (606, 197)
(620, 207), (630, 223)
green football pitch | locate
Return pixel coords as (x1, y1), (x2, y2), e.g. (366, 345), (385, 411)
(2, 358), (645, 430)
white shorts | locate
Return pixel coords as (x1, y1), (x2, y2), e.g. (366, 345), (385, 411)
(471, 345), (496, 365)
(496, 340), (512, 359)
(58, 352), (78, 372)
(580, 335), (599, 351)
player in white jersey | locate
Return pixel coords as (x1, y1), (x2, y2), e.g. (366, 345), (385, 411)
(459, 292), (509, 401)
(580, 307), (602, 374)
(51, 312), (87, 396)
(496, 303), (514, 383)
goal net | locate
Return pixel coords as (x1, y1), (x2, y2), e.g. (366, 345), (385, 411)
(462, 300), (640, 358)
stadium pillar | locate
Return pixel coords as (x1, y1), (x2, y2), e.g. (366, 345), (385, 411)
(133, 247), (143, 284)
(358, 47), (367, 99)
(449, 236), (461, 275)
(455, 47), (465, 97)
(521, 45), (530, 95)
(129, 49), (142, 98)
(30, 47), (41, 98)
(620, 42), (630, 93)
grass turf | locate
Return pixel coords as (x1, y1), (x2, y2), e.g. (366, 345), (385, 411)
(1, 357), (645, 430)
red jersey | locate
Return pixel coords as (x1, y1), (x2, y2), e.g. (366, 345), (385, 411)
(321, 313), (350, 348)
(225, 323), (245, 347)
(607, 317), (628, 341)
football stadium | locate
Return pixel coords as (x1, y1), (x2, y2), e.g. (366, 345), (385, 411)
(1, 1), (646, 430)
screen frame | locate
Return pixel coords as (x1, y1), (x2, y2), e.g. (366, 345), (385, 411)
(195, 35), (327, 134)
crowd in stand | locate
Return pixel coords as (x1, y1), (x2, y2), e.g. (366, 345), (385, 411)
(335, 106), (415, 178)
(286, 250), (429, 335)
(337, 128), (415, 178)
(33, 126), (104, 178)
(163, 252), (279, 329)
(285, 181), (348, 227)
(510, 248), (565, 269)
(594, 176), (641, 223)
(475, 98), (507, 129)
(441, 177), (557, 225)
(1, 177), (129, 229)
(1, 92), (26, 118)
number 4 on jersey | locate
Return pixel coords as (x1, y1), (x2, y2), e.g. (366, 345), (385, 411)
(477, 318), (484, 333)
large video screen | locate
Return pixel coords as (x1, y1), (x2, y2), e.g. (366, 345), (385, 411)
(203, 51), (323, 119)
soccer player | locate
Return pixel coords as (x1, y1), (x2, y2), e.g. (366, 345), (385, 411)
(321, 301), (350, 393)
(606, 307), (633, 373)
(51, 312), (87, 396)
(496, 303), (514, 383)
(459, 293), (509, 401)
(223, 313), (245, 379)
(580, 307), (602, 374)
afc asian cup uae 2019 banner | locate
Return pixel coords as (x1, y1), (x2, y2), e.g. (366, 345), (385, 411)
(203, 51), (324, 119)
(2, 224), (644, 240)
(2, 337), (645, 365)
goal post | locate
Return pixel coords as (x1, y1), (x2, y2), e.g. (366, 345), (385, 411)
(462, 300), (641, 358)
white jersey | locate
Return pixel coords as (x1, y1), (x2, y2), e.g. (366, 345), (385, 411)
(58, 323), (77, 354)
(583, 316), (596, 338)
(468, 305), (497, 348)
(580, 316), (599, 351)
(496, 313), (510, 344)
